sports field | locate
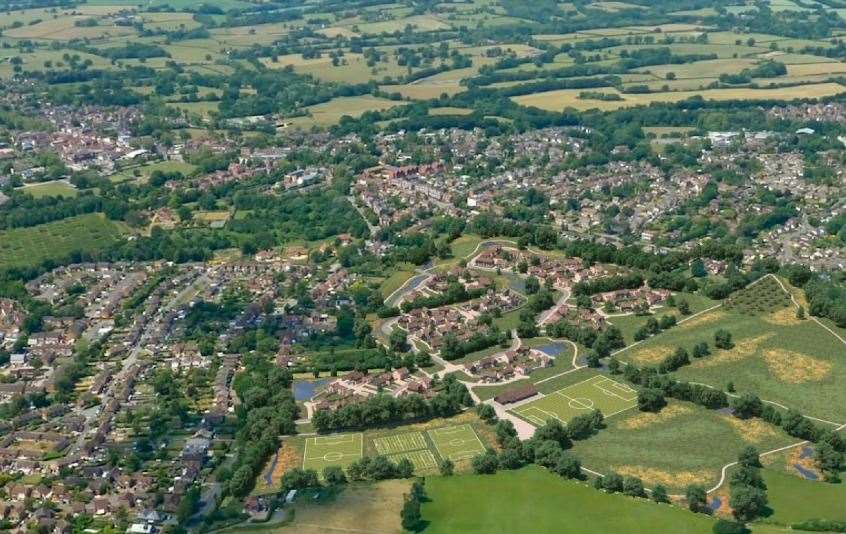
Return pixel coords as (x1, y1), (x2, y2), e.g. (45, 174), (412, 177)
(428, 424), (487, 461)
(302, 433), (363, 473)
(511, 375), (638, 426)
(389, 450), (439, 471)
(373, 431), (428, 455)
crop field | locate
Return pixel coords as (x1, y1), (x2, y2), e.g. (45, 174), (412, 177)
(302, 433), (364, 473)
(0, 214), (123, 270)
(569, 400), (796, 492)
(511, 374), (638, 426)
(513, 82), (846, 112)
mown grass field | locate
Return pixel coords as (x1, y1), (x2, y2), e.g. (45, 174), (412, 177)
(286, 96), (408, 128)
(421, 466), (718, 534)
(760, 468), (846, 526)
(18, 180), (77, 198)
(0, 214), (123, 269)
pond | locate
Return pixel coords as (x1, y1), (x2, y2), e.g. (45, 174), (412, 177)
(293, 379), (329, 401)
(793, 464), (819, 480)
(536, 343), (566, 357)
(709, 497), (722, 511)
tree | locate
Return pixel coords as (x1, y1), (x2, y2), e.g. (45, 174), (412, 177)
(623, 476), (646, 498)
(552, 453), (582, 479)
(796, 306), (806, 320)
(714, 329), (733, 349)
(401, 494), (422, 531)
(730, 485), (767, 521)
(281, 468), (319, 492)
(686, 484), (709, 514)
(439, 458), (454, 476)
(601, 472), (624, 493)
(730, 466), (766, 490)
(738, 446), (761, 468)
(525, 276), (540, 295)
(477, 403), (497, 423)
(652, 484), (670, 503)
(814, 442), (844, 481)
(677, 299), (691, 315)
(731, 394), (763, 419)
(396, 458), (415, 478)
(608, 357), (621, 374)
(389, 328), (409, 352)
(323, 466), (347, 485)
(471, 449), (499, 474)
(637, 388), (667, 413)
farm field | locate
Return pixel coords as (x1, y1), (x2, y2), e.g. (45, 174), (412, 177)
(615, 285), (846, 423)
(421, 466), (719, 534)
(286, 96), (408, 128)
(513, 82), (846, 112)
(569, 399), (797, 492)
(0, 214), (124, 270)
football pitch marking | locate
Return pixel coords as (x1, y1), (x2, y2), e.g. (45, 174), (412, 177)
(428, 424), (486, 461)
(303, 433), (364, 471)
(373, 431), (428, 455)
(389, 450), (439, 471)
(511, 375), (638, 427)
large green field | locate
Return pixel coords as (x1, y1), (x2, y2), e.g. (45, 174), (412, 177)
(569, 399), (796, 492)
(0, 214), (124, 269)
(421, 466), (718, 534)
(615, 287), (846, 423)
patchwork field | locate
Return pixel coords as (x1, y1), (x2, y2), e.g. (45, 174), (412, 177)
(0, 214), (124, 269)
(511, 374), (638, 426)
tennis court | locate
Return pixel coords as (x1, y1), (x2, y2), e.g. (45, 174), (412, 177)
(511, 375), (637, 426)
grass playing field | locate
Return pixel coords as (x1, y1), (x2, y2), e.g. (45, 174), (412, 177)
(428, 424), (487, 461)
(389, 449), (439, 471)
(18, 180), (77, 198)
(372, 431), (428, 455)
(302, 433), (363, 473)
(511, 374), (638, 426)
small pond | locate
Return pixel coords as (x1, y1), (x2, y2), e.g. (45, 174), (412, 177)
(293, 379), (330, 401)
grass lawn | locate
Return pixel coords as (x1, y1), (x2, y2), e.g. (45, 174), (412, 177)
(0, 213), (123, 269)
(569, 399), (796, 492)
(18, 180), (77, 198)
(380, 268), (417, 299)
(758, 468), (846, 526)
(421, 466), (718, 533)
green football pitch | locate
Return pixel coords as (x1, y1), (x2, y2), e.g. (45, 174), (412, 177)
(389, 450), (439, 471)
(302, 433), (363, 472)
(428, 424), (487, 461)
(511, 375), (637, 426)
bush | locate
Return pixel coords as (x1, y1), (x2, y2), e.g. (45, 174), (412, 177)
(791, 519), (846, 532)
(471, 449), (500, 474)
(637, 388), (667, 412)
(713, 519), (750, 534)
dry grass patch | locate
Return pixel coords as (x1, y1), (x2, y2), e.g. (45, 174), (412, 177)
(764, 307), (802, 326)
(762, 349), (832, 383)
(617, 404), (694, 430)
(690, 333), (775, 368)
(677, 310), (726, 330)
(628, 345), (674, 365)
(614, 465), (711, 487)
(721, 415), (783, 444)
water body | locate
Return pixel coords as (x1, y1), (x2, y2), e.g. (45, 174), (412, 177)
(799, 446), (814, 459)
(536, 343), (566, 357)
(293, 379), (329, 401)
(709, 497), (722, 511)
(793, 464), (819, 480)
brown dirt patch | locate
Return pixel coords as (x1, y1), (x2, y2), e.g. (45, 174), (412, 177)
(614, 465), (712, 488)
(690, 333), (775, 368)
(762, 349), (832, 383)
(628, 345), (674, 365)
(721, 415), (782, 444)
(764, 307), (802, 326)
(677, 310), (726, 330)
(617, 404), (694, 430)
